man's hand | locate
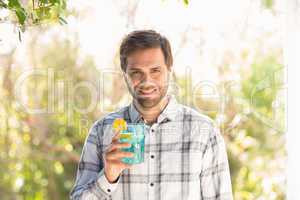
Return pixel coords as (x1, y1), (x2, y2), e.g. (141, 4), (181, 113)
(103, 131), (133, 183)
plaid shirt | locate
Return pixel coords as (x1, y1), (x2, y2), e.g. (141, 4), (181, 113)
(70, 95), (233, 200)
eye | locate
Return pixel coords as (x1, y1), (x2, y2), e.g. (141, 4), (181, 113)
(151, 68), (161, 73)
(129, 71), (142, 79)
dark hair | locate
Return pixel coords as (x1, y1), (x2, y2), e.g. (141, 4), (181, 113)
(119, 30), (173, 72)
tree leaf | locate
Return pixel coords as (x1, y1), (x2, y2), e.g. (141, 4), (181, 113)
(262, 0), (273, 9)
(8, 0), (21, 8)
(8, 0), (27, 25)
(0, 0), (8, 8)
(183, 0), (189, 6)
(15, 7), (27, 25)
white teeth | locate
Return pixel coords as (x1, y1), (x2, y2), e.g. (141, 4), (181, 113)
(140, 89), (155, 94)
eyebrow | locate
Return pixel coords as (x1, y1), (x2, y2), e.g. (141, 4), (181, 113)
(127, 67), (142, 71)
(127, 65), (161, 71)
(150, 65), (161, 69)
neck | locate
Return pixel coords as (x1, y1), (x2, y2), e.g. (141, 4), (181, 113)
(134, 96), (169, 125)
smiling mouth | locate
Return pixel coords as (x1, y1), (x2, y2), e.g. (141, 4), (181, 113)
(138, 88), (157, 96)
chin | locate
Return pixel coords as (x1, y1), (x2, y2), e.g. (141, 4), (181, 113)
(137, 93), (167, 108)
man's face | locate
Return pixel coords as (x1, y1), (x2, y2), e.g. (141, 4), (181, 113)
(124, 47), (171, 109)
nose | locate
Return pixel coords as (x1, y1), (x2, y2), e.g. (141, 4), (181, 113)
(139, 72), (156, 89)
(141, 71), (152, 82)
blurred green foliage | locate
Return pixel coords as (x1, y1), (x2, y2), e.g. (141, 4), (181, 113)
(177, 54), (285, 200)
(0, 31), (286, 199)
(0, 1), (285, 199)
(0, 0), (275, 29)
(0, 0), (67, 40)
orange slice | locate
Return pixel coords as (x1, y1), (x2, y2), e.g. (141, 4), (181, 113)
(112, 118), (127, 132)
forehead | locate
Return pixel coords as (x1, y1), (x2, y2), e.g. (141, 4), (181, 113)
(127, 48), (165, 69)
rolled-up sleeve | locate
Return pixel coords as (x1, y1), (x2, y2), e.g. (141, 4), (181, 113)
(70, 121), (120, 200)
(200, 126), (233, 200)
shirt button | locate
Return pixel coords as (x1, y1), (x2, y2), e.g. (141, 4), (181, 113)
(150, 182), (154, 187)
(107, 189), (111, 192)
(151, 129), (155, 133)
(151, 155), (155, 159)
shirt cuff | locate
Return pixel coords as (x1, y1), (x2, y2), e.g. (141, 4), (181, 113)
(97, 169), (120, 195)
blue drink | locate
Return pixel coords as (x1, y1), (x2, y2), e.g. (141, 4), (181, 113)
(119, 123), (145, 164)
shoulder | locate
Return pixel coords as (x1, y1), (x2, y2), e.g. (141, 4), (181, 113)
(176, 104), (223, 143)
(177, 104), (215, 127)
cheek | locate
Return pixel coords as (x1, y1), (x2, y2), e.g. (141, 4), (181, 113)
(157, 73), (169, 87)
(129, 80), (141, 90)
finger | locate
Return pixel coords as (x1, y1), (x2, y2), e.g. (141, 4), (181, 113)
(106, 150), (134, 161)
(109, 160), (133, 170)
(112, 130), (120, 142)
(107, 142), (131, 152)
(106, 150), (134, 160)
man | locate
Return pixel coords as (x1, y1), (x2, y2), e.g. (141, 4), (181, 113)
(70, 30), (233, 200)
